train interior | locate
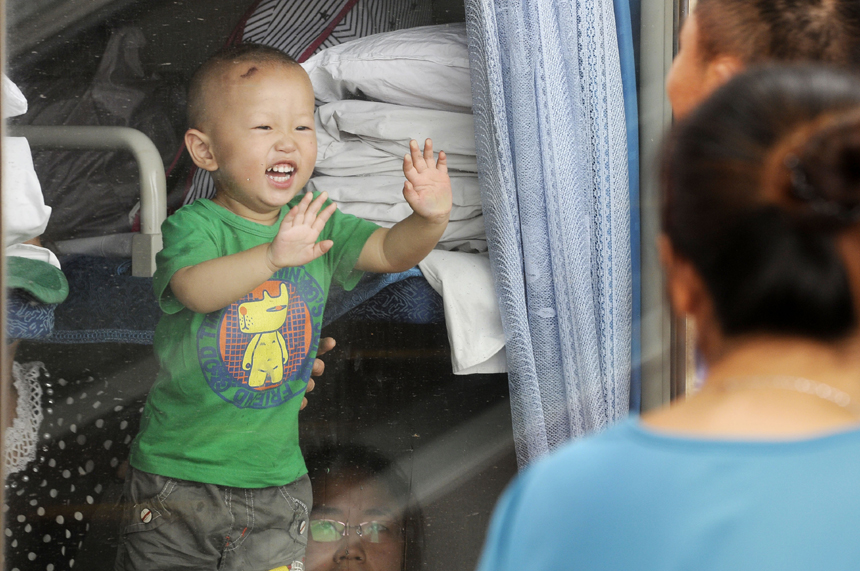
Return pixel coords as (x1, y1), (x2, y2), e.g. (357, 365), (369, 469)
(4, 0), (519, 569)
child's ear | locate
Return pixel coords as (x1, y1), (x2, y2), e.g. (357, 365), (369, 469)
(185, 128), (218, 172)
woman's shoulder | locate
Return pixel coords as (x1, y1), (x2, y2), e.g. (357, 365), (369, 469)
(514, 418), (648, 496)
(532, 416), (648, 468)
(517, 415), (860, 498)
(482, 417), (860, 571)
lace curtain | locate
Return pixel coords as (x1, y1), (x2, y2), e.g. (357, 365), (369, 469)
(465, 0), (634, 467)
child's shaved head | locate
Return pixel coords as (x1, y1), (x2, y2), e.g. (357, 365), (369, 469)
(187, 43), (302, 130)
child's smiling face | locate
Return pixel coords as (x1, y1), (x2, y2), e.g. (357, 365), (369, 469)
(201, 62), (317, 221)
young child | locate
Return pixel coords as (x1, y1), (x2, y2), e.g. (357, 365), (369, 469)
(116, 44), (451, 571)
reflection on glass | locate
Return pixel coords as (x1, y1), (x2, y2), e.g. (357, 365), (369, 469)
(3, 2), (514, 571)
(305, 444), (424, 571)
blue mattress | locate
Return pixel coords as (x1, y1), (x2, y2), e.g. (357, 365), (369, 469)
(7, 290), (56, 340)
(12, 255), (443, 344)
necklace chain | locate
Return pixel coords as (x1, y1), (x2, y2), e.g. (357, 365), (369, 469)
(720, 375), (860, 416)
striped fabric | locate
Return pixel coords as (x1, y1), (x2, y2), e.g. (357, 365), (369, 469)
(183, 0), (433, 205)
(185, 166), (216, 205)
(245, 0), (433, 59)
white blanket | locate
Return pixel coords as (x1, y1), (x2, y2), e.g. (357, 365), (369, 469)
(315, 101), (478, 176)
(4, 137), (52, 248)
(306, 83), (505, 373)
(360, 216), (487, 254)
(307, 174), (482, 207)
(419, 250), (507, 374)
(3, 75), (59, 269)
(324, 201), (483, 226)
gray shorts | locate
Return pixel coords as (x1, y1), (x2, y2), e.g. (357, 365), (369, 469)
(115, 467), (311, 571)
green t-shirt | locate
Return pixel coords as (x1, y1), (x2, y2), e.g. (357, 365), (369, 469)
(130, 196), (379, 488)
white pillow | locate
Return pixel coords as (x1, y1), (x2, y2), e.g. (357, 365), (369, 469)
(358, 214), (487, 253)
(301, 23), (472, 113)
(314, 100), (479, 175)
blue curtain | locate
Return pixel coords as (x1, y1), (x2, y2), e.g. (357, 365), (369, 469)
(465, 0), (635, 467)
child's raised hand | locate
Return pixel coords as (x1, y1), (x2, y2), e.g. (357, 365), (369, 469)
(402, 139), (452, 225)
(267, 191), (336, 270)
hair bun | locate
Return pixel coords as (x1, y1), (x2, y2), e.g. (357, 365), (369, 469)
(785, 111), (860, 225)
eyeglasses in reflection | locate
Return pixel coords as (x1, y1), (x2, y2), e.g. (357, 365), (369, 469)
(304, 443), (424, 571)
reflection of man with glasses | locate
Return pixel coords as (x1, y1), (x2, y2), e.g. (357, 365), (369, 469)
(304, 444), (424, 571)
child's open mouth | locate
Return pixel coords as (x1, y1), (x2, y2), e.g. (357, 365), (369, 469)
(266, 163), (295, 184)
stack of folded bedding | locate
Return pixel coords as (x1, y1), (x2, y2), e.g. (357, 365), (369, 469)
(302, 23), (486, 253)
(302, 24), (507, 374)
(307, 173), (486, 253)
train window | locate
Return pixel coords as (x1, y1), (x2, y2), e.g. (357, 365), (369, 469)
(3, 1), (517, 570)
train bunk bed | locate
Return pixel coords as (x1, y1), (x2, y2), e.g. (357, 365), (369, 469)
(8, 0), (506, 376)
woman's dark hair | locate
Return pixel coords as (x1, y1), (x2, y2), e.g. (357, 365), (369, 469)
(695, 0), (860, 67)
(304, 443), (425, 570)
(662, 65), (860, 339)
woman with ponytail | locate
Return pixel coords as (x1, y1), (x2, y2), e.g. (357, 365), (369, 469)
(475, 65), (860, 570)
(666, 0), (860, 117)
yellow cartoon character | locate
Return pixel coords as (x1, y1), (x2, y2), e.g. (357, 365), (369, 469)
(239, 283), (290, 388)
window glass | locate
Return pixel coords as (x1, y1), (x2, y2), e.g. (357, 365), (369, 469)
(3, 1), (516, 570)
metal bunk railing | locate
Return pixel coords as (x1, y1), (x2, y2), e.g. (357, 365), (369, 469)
(8, 125), (166, 277)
